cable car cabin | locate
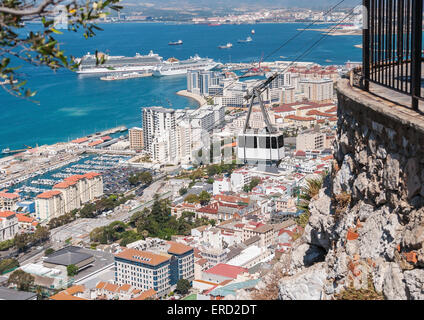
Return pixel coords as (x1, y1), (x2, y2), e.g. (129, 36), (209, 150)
(237, 129), (284, 165)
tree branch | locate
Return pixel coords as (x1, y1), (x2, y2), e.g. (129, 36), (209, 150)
(0, 0), (57, 16)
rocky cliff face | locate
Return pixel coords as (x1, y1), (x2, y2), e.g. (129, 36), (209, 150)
(258, 81), (424, 300)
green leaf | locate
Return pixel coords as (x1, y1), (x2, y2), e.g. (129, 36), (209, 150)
(51, 28), (63, 35)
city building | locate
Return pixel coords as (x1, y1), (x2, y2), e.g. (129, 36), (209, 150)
(299, 78), (334, 103)
(142, 106), (177, 164)
(0, 192), (20, 211)
(0, 287), (37, 300)
(0, 211), (18, 241)
(114, 241), (194, 297)
(187, 70), (223, 96)
(129, 127), (144, 151)
(35, 190), (65, 222)
(296, 130), (326, 151)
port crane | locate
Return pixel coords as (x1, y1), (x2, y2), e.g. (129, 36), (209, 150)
(237, 71), (285, 169)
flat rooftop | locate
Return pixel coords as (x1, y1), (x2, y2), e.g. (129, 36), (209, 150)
(0, 287), (37, 300)
(44, 246), (93, 266)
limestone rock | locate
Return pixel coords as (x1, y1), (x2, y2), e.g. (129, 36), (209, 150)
(278, 263), (327, 300)
(383, 154), (400, 190)
(404, 269), (424, 300)
(333, 154), (355, 195)
(382, 263), (407, 300)
(358, 206), (401, 260)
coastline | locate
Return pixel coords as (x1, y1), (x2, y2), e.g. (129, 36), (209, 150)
(297, 28), (362, 36)
(176, 90), (206, 106)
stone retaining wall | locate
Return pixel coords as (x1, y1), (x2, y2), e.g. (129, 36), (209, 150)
(334, 79), (424, 210)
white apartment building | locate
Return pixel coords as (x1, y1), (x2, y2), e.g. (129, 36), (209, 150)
(176, 120), (193, 165)
(299, 78), (334, 102)
(115, 242), (194, 298)
(38, 173), (103, 222)
(0, 211), (18, 242)
(213, 177), (231, 195)
(190, 109), (215, 132)
(115, 249), (171, 297)
(231, 169), (251, 192)
(280, 86), (296, 104)
(142, 106), (177, 164)
(296, 131), (326, 151)
(53, 180), (80, 214)
(35, 190), (65, 222)
(0, 192), (20, 211)
(129, 127), (144, 151)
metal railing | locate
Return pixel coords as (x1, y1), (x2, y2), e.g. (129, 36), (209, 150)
(360, 0), (423, 110)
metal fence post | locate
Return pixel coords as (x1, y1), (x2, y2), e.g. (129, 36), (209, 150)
(363, 0), (371, 91)
(411, 0), (423, 110)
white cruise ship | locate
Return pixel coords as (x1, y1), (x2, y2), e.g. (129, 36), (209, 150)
(153, 55), (219, 76)
(75, 50), (163, 74)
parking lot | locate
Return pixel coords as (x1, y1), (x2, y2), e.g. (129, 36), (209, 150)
(102, 166), (155, 195)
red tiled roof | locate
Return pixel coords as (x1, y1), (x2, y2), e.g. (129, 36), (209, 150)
(16, 213), (34, 223)
(205, 263), (248, 279)
(115, 248), (170, 266)
(70, 137), (88, 144)
(306, 110), (335, 117)
(88, 140), (103, 147)
(214, 194), (249, 204)
(321, 155), (334, 161)
(295, 150), (306, 157)
(36, 190), (62, 199)
(167, 241), (193, 255)
(273, 105), (296, 113)
(83, 172), (101, 179)
(53, 181), (76, 189)
(0, 211), (16, 218)
(132, 289), (157, 300)
(101, 136), (112, 141)
(0, 192), (19, 200)
(285, 115), (315, 121)
(197, 203), (219, 214)
(64, 175), (84, 183)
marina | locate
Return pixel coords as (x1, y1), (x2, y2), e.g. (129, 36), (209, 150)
(4, 154), (132, 198)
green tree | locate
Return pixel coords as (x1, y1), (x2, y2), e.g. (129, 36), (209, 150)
(8, 269), (34, 291)
(0, 239), (14, 251)
(44, 248), (55, 256)
(14, 233), (31, 252)
(0, 0), (122, 98)
(184, 194), (199, 204)
(175, 279), (191, 295)
(33, 225), (50, 243)
(0, 258), (19, 274)
(198, 191), (211, 206)
(179, 187), (188, 196)
(139, 171), (153, 185)
(67, 264), (78, 277)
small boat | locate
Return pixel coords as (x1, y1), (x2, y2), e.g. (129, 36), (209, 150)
(251, 29), (255, 35)
(238, 36), (253, 43)
(169, 40), (183, 46)
(218, 43), (233, 49)
(0, 79), (18, 85)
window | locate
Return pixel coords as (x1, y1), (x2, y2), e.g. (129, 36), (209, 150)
(271, 137), (277, 149)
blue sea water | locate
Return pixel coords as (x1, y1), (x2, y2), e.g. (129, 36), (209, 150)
(0, 23), (362, 153)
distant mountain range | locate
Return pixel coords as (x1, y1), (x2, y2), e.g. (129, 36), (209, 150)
(123, 0), (360, 9)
